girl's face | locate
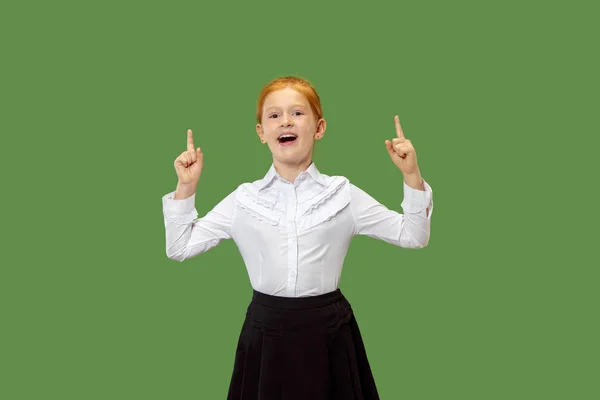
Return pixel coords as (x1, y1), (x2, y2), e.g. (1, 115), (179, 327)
(256, 87), (325, 166)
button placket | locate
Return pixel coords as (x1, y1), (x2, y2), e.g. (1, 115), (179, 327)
(286, 185), (299, 297)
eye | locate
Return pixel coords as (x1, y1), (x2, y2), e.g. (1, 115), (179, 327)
(268, 111), (303, 118)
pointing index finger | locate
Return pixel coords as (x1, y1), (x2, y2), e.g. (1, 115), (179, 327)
(394, 115), (405, 140)
(187, 129), (195, 151)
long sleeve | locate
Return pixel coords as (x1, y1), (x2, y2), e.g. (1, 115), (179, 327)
(162, 189), (236, 262)
(349, 179), (433, 249)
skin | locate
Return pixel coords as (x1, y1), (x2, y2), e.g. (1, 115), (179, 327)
(173, 129), (203, 199)
(385, 115), (425, 191)
(256, 87), (325, 183)
(174, 88), (428, 218)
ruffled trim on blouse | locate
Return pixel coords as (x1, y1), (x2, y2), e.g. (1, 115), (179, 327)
(296, 176), (350, 231)
(233, 175), (351, 231)
(297, 176), (347, 216)
(235, 183), (282, 226)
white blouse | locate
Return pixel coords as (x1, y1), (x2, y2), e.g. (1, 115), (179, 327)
(162, 162), (434, 298)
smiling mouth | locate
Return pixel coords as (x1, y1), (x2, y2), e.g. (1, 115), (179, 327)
(278, 134), (298, 144)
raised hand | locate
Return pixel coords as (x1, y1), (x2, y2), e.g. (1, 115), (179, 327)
(385, 115), (420, 176)
(174, 129), (204, 186)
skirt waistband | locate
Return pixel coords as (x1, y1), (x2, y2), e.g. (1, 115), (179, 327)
(251, 288), (345, 310)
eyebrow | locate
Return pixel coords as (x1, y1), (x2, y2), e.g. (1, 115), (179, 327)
(264, 104), (307, 112)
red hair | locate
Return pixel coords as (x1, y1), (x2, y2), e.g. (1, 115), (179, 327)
(256, 76), (323, 124)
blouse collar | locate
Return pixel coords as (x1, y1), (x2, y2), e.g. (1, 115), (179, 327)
(257, 161), (327, 191)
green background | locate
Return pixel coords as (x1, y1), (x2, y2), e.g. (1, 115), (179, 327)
(1, 0), (597, 398)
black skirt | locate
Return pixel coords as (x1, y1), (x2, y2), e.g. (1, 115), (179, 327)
(227, 288), (380, 400)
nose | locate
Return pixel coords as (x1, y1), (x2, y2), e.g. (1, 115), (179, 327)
(280, 113), (293, 127)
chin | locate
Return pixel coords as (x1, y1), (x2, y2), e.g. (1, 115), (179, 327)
(274, 152), (312, 165)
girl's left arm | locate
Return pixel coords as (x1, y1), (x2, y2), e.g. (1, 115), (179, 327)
(349, 180), (433, 249)
(350, 114), (433, 248)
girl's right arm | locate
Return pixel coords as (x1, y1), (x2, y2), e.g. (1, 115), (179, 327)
(162, 190), (235, 262)
(162, 128), (234, 262)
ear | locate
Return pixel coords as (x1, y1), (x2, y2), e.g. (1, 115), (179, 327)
(256, 124), (266, 143)
(314, 118), (326, 140)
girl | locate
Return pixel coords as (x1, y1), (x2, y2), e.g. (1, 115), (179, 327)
(162, 76), (433, 399)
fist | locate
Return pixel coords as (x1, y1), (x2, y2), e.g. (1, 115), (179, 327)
(174, 129), (204, 185)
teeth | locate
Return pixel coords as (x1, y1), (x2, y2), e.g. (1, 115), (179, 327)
(278, 134), (297, 142)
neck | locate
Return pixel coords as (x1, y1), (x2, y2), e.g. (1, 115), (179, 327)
(273, 157), (313, 183)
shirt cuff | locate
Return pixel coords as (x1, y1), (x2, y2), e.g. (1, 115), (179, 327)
(162, 191), (198, 218)
(401, 179), (433, 216)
